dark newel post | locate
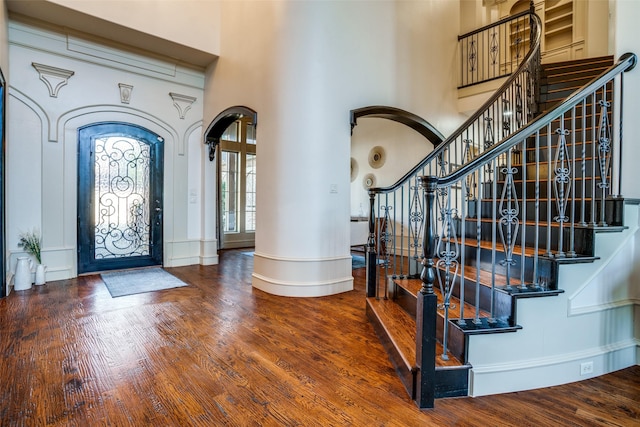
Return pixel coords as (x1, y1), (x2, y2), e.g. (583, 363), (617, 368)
(415, 176), (438, 409)
(366, 190), (377, 298)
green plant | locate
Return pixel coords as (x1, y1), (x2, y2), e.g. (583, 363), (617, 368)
(17, 229), (41, 264)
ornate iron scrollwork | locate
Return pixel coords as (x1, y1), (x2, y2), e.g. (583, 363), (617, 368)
(489, 31), (499, 65)
(94, 136), (151, 259)
(498, 156), (520, 289)
(596, 99), (612, 191)
(468, 40), (477, 73)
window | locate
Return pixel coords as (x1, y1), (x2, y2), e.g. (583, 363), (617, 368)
(219, 117), (256, 248)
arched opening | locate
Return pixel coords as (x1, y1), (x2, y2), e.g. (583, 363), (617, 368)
(204, 106), (257, 250)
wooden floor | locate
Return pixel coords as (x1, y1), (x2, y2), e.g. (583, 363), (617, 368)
(1, 250), (638, 426)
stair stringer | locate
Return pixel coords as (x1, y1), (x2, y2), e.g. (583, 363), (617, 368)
(465, 201), (640, 397)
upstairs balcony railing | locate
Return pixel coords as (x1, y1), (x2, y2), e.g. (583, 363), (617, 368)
(458, 9), (537, 88)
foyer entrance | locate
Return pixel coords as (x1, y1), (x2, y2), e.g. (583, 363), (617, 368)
(77, 123), (164, 274)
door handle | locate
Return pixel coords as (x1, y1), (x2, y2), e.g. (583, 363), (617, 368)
(155, 207), (162, 212)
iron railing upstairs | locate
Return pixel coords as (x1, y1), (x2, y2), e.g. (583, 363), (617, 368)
(363, 11), (542, 300)
(419, 52), (637, 360)
(458, 9), (537, 88)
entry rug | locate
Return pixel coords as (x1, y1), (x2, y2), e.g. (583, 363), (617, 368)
(101, 268), (188, 298)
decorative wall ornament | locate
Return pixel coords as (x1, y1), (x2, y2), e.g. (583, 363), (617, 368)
(169, 92), (197, 119)
(31, 62), (75, 98)
(362, 173), (376, 190)
(368, 146), (386, 169)
(118, 83), (134, 104)
(350, 157), (358, 182)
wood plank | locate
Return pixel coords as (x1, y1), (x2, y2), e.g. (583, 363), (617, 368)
(0, 249), (638, 425)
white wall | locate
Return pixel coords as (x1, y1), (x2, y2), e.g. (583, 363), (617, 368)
(611, 0), (640, 363)
(0, 1), (8, 74)
(6, 20), (206, 283)
(612, 0), (640, 199)
(13, 0), (220, 57)
(350, 119), (437, 217)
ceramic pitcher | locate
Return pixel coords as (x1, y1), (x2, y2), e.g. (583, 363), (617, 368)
(14, 257), (32, 291)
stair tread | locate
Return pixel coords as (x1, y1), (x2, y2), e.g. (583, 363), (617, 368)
(541, 56), (614, 73)
(460, 233), (603, 256)
(366, 296), (462, 368)
(395, 277), (492, 318)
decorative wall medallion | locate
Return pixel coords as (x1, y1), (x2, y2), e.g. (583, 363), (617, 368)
(363, 173), (376, 190)
(31, 62), (75, 98)
(169, 92), (197, 119)
(118, 83), (134, 104)
(368, 146), (386, 169)
(350, 157), (358, 182)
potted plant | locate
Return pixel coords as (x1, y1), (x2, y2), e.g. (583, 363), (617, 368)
(17, 229), (46, 285)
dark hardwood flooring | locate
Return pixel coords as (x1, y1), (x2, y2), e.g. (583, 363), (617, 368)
(1, 249), (638, 426)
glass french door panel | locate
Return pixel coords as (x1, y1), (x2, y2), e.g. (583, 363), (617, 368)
(245, 153), (256, 231)
(94, 136), (151, 259)
(221, 150), (239, 233)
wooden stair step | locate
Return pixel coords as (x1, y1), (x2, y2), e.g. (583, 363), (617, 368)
(540, 56), (614, 74)
(366, 296), (461, 368)
(395, 277), (491, 319)
(542, 67), (615, 85)
(365, 295), (471, 399)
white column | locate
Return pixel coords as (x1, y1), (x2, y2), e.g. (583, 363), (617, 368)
(205, 0), (396, 296)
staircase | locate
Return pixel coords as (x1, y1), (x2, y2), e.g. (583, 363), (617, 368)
(354, 10), (637, 409)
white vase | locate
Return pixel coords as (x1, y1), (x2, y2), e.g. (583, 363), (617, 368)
(35, 264), (47, 286)
(14, 257), (33, 291)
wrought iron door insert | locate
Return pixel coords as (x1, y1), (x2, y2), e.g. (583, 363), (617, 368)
(78, 123), (164, 274)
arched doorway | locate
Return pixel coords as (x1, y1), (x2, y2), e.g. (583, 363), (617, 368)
(204, 106), (257, 250)
(77, 122), (164, 273)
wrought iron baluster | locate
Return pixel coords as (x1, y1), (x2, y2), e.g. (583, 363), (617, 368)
(498, 150), (520, 290)
(379, 203), (393, 297)
(435, 189), (459, 360)
(553, 127), (571, 257)
(580, 99), (587, 226)
(569, 109), (577, 257)
(409, 179), (425, 277)
(590, 93), (597, 226)
(484, 116), (495, 181)
(596, 98), (612, 226)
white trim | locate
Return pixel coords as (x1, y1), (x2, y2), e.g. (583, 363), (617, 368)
(470, 341), (638, 397)
(569, 298), (640, 316)
(253, 251), (352, 263)
(252, 273), (353, 298)
(9, 20), (205, 89)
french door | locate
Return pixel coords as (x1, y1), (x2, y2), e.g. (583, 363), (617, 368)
(218, 118), (256, 249)
(77, 123), (164, 274)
